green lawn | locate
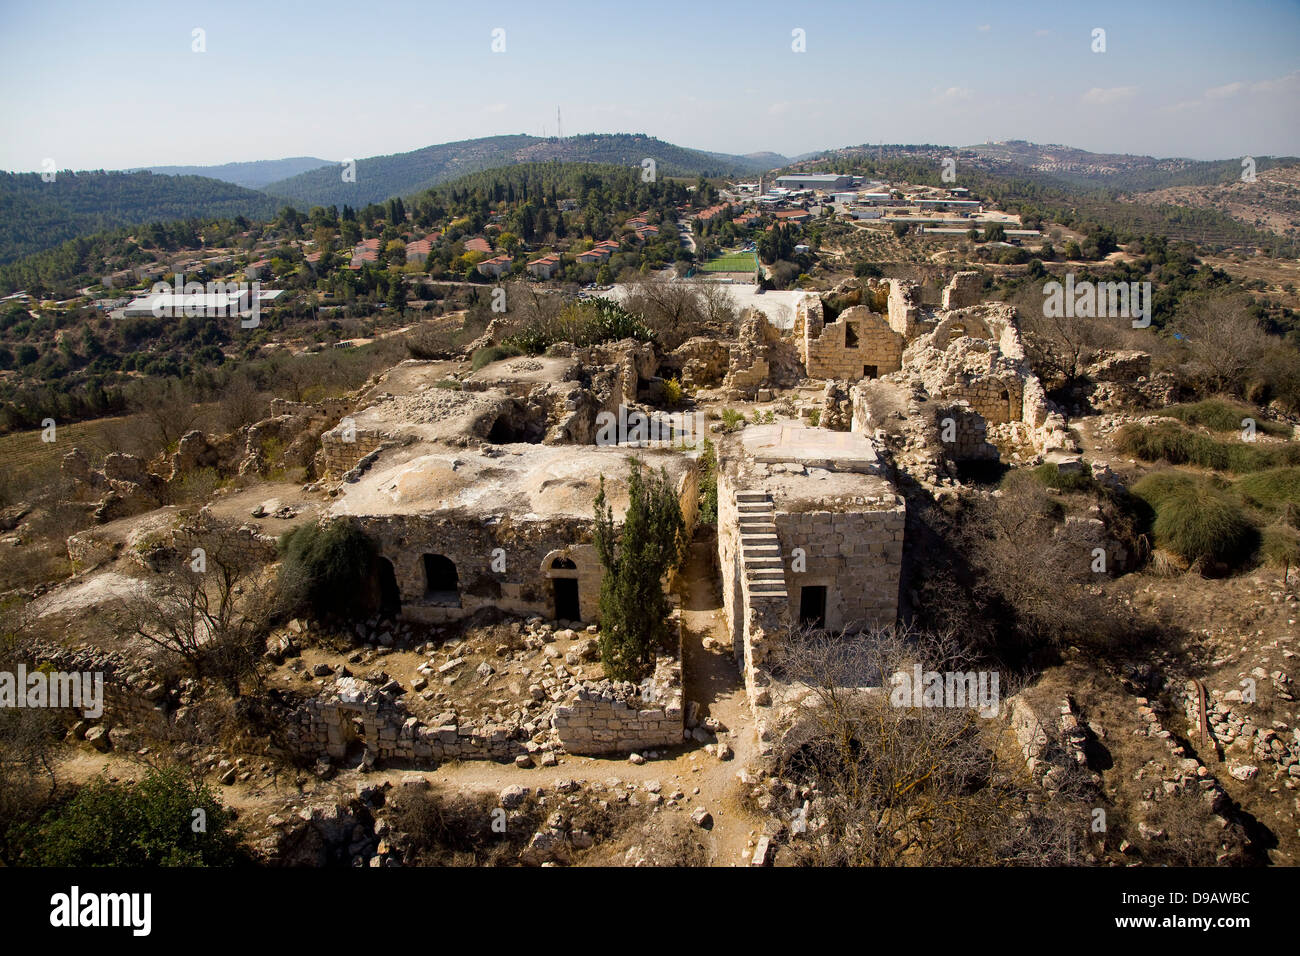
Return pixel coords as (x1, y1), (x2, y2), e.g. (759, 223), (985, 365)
(699, 251), (759, 273)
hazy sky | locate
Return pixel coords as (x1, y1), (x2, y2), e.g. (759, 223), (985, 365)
(2, 0), (1297, 172)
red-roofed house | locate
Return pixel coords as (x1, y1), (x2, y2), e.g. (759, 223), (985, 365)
(527, 253), (562, 279)
(477, 254), (513, 278)
(575, 248), (607, 264)
(773, 209), (811, 224)
(465, 237), (492, 254)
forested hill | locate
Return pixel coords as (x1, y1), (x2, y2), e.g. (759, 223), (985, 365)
(261, 133), (784, 208)
(133, 157), (333, 189)
(0, 170), (282, 265)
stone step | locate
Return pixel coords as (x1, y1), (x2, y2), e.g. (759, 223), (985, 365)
(737, 503), (773, 513)
(735, 490), (771, 502)
(746, 569), (786, 582)
(744, 556), (784, 568)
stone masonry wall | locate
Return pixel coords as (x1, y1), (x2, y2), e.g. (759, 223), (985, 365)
(773, 502), (905, 634)
(804, 305), (903, 380)
(552, 652), (683, 755)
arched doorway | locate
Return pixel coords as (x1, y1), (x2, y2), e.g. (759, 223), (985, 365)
(422, 554), (460, 606)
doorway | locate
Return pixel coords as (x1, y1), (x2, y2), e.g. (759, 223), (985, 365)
(553, 578), (580, 622)
(799, 585), (827, 629)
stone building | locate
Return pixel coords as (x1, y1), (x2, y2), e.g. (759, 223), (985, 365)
(329, 441), (698, 625)
(713, 423), (905, 738)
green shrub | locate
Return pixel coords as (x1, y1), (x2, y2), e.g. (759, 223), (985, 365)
(808, 408), (822, 427)
(1114, 421), (1300, 473)
(503, 297), (654, 355)
(471, 344), (522, 371)
(277, 520), (377, 619)
(1235, 467), (1300, 517)
(1029, 462), (1095, 492)
(698, 438), (718, 526)
(1131, 470), (1198, 508)
(662, 376), (684, 407)
(433, 378), (462, 390)
(720, 408), (745, 432)
(21, 766), (243, 866)
(1165, 400), (1290, 437)
(1260, 522), (1300, 577)
(1134, 474), (1256, 567)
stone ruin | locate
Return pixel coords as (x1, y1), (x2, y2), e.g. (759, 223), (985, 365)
(714, 423), (905, 744)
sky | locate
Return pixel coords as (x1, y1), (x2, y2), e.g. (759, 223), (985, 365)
(1, 0), (1297, 172)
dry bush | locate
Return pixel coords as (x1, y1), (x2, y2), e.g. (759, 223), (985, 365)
(958, 472), (1130, 653)
(619, 276), (738, 350)
(769, 625), (1093, 866)
(1170, 294), (1272, 397)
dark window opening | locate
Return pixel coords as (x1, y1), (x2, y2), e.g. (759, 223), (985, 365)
(799, 585), (827, 629)
(862, 364), (878, 379)
(376, 557), (402, 618)
(553, 578), (580, 622)
(844, 322), (859, 348)
(422, 554), (460, 606)
(551, 556), (577, 570)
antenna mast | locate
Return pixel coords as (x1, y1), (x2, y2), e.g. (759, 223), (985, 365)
(557, 107), (563, 139)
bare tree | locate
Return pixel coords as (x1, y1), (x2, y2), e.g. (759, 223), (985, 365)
(769, 624), (1092, 866)
(119, 517), (272, 696)
(1171, 294), (1271, 396)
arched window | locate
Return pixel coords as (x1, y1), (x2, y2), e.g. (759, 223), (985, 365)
(422, 554), (459, 606)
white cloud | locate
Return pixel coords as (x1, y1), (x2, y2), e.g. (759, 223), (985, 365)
(934, 86), (974, 103)
(1081, 86), (1137, 105)
(1034, 29), (1050, 37)
(1205, 81), (1246, 100)
(1249, 70), (1300, 94)
(977, 24), (991, 32)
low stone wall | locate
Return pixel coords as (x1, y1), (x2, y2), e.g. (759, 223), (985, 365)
(286, 677), (530, 763)
(552, 654), (683, 755)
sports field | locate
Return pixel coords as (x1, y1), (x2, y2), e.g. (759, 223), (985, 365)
(698, 251), (759, 273)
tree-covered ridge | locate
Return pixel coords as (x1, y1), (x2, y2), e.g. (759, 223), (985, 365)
(261, 133), (780, 209)
(0, 170), (283, 265)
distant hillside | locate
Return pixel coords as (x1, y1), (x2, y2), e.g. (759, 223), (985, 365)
(1126, 163), (1300, 238)
(782, 144), (1298, 255)
(961, 140), (1299, 193)
(133, 157), (333, 189)
(0, 170), (282, 265)
(262, 133), (782, 208)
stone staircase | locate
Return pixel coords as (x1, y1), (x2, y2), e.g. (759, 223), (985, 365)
(736, 490), (786, 604)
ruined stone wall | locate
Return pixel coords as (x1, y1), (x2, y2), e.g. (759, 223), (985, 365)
(320, 429), (390, 478)
(773, 502), (904, 634)
(287, 681), (528, 763)
(941, 271), (982, 310)
(931, 402), (998, 461)
(886, 279), (922, 338)
(803, 306), (903, 381)
(552, 653), (683, 755)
